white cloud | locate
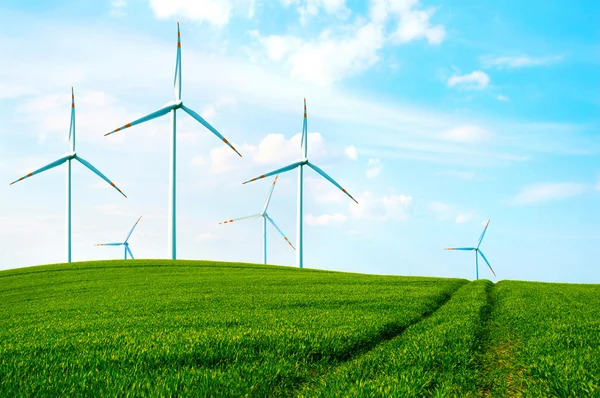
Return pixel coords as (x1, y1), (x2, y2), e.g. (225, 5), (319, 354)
(371, 0), (446, 45)
(455, 213), (473, 224)
(149, 0), (232, 26)
(199, 95), (237, 121)
(497, 94), (509, 102)
(366, 158), (383, 178)
(428, 201), (475, 224)
(447, 71), (490, 90)
(191, 155), (206, 166)
(254, 0), (445, 86)
(206, 132), (326, 173)
(508, 183), (588, 205)
(440, 125), (494, 143)
(284, 0), (349, 24)
(111, 0), (127, 17)
(306, 212), (347, 226)
(345, 145), (358, 160)
(350, 191), (412, 221)
(481, 55), (564, 69)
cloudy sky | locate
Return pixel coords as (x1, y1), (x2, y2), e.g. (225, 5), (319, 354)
(1, 0), (599, 282)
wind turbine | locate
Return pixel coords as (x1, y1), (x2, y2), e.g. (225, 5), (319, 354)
(242, 99), (358, 269)
(95, 216), (142, 259)
(10, 87), (127, 263)
(445, 219), (496, 280)
(104, 23), (242, 260)
(219, 175), (295, 264)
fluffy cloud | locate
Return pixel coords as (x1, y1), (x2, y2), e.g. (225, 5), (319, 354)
(206, 132), (326, 173)
(447, 71), (490, 90)
(283, 0), (349, 24)
(350, 191), (412, 221)
(110, 0), (127, 17)
(345, 145), (358, 160)
(508, 183), (588, 205)
(306, 212), (347, 226)
(481, 55), (564, 69)
(366, 158), (383, 178)
(254, 0), (445, 86)
(440, 125), (494, 143)
(428, 201), (475, 224)
(497, 94), (509, 102)
(150, 0), (232, 26)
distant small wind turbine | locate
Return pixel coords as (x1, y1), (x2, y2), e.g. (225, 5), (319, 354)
(219, 176), (295, 264)
(104, 23), (241, 260)
(242, 99), (358, 269)
(445, 219), (496, 280)
(10, 88), (127, 263)
(95, 216), (142, 260)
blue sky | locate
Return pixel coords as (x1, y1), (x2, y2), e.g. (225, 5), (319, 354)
(0, 0), (598, 283)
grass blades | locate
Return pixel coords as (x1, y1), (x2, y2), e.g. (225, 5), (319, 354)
(0, 260), (465, 396)
(298, 280), (493, 397)
(479, 281), (600, 397)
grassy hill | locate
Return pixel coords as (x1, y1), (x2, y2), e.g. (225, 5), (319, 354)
(0, 260), (598, 396)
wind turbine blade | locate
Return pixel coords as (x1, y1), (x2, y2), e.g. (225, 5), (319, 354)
(265, 213), (296, 250)
(262, 175), (279, 212)
(95, 243), (123, 246)
(104, 103), (176, 136)
(444, 247), (476, 251)
(10, 154), (72, 185)
(127, 246), (135, 260)
(74, 156), (127, 198)
(306, 161), (358, 204)
(69, 87), (75, 152)
(478, 250), (496, 277)
(302, 98), (308, 158)
(180, 104), (242, 157)
(125, 216), (142, 242)
(476, 219), (491, 249)
(174, 22), (182, 100)
(242, 161), (304, 184)
(218, 214), (262, 225)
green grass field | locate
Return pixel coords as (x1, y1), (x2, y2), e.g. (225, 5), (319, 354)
(1, 260), (598, 397)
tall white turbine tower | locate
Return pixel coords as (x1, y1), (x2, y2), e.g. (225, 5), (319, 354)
(10, 88), (127, 263)
(243, 99), (358, 268)
(104, 23), (242, 260)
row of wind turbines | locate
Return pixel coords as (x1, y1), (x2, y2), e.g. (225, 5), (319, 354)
(9, 23), (497, 280)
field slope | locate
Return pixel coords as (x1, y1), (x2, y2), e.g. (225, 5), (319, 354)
(0, 260), (598, 397)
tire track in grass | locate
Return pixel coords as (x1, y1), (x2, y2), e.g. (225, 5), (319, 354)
(295, 280), (492, 397)
(277, 281), (469, 397)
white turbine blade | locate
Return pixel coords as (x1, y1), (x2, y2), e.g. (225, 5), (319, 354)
(478, 250), (496, 277)
(10, 154), (73, 185)
(180, 104), (242, 157)
(127, 246), (135, 260)
(125, 216), (142, 243)
(444, 247), (476, 251)
(74, 155), (127, 198)
(265, 213), (295, 250)
(476, 219), (491, 249)
(95, 242), (123, 246)
(174, 22), (182, 100)
(218, 214), (262, 225)
(306, 161), (358, 204)
(104, 103), (177, 137)
(262, 175), (279, 213)
(242, 161), (304, 185)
